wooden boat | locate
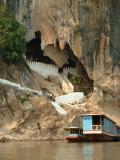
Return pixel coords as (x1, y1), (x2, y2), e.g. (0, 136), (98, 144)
(64, 127), (86, 142)
(64, 114), (120, 142)
(82, 113), (120, 141)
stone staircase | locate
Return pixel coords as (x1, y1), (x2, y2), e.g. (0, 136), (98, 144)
(27, 61), (77, 77)
(27, 61), (76, 93)
(28, 61), (58, 78)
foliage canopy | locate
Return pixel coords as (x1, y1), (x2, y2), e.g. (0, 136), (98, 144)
(0, 5), (26, 63)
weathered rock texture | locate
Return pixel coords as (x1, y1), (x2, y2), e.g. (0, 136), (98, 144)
(2, 0), (120, 131)
(0, 59), (64, 97)
(0, 58), (90, 141)
(0, 83), (64, 141)
(0, 78), (89, 141)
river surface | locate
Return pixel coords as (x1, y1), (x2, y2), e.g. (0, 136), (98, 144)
(0, 141), (120, 160)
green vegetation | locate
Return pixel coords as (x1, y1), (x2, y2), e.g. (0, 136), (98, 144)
(68, 73), (93, 95)
(0, 5), (26, 63)
(68, 73), (82, 91)
(18, 95), (29, 104)
(75, 23), (81, 33)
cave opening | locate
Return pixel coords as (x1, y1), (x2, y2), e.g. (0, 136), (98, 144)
(76, 61), (94, 95)
(63, 42), (94, 95)
(58, 42), (77, 73)
(25, 32), (93, 95)
(25, 31), (54, 64)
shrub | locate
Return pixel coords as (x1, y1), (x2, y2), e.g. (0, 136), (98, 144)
(18, 95), (28, 104)
(0, 5), (26, 63)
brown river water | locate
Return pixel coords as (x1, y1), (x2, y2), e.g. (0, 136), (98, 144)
(0, 141), (120, 160)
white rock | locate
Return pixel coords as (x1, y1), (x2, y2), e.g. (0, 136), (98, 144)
(0, 78), (43, 96)
(51, 101), (67, 115)
(55, 92), (84, 105)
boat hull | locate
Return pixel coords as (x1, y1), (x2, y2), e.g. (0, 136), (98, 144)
(65, 134), (120, 142)
(84, 134), (115, 142)
(65, 136), (86, 142)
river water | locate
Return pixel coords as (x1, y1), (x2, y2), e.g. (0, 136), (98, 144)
(0, 141), (120, 160)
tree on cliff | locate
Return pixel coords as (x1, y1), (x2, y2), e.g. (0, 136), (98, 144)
(0, 5), (26, 63)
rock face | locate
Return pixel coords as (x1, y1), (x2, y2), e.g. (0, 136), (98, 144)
(0, 59), (89, 141)
(0, 77), (89, 141)
(0, 59), (65, 97)
(2, 0), (120, 131)
(0, 83), (64, 141)
(13, 0), (120, 122)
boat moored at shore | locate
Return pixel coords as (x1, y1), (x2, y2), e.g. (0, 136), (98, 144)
(64, 113), (120, 142)
(64, 127), (86, 142)
(82, 113), (120, 141)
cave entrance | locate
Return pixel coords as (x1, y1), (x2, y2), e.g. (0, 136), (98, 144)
(63, 42), (77, 68)
(25, 31), (54, 64)
(67, 61), (94, 95)
(64, 42), (94, 95)
(25, 31), (43, 61)
(76, 61), (94, 95)
(58, 42), (77, 73)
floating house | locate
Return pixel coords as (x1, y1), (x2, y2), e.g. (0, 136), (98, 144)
(64, 113), (120, 142)
(82, 113), (120, 141)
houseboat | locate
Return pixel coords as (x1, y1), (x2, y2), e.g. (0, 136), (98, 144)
(64, 113), (120, 142)
(82, 113), (120, 141)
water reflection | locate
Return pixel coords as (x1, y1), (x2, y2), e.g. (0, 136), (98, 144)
(83, 144), (94, 160)
(83, 143), (103, 160)
(0, 142), (120, 160)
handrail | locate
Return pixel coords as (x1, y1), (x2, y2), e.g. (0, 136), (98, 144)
(92, 125), (102, 130)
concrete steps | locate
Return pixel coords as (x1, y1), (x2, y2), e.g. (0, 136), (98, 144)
(27, 61), (75, 93)
(27, 61), (77, 77)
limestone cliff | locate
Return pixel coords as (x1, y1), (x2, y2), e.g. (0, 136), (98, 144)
(1, 0), (120, 137)
(7, 0), (119, 123)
